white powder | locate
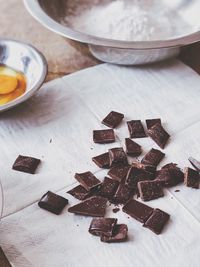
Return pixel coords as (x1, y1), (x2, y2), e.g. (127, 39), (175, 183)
(64, 0), (191, 41)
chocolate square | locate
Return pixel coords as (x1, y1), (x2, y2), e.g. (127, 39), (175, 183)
(12, 155), (41, 174)
(68, 196), (107, 217)
(189, 157), (200, 172)
(123, 199), (153, 223)
(102, 111), (124, 128)
(125, 138), (142, 156)
(127, 120), (147, 138)
(99, 177), (119, 198)
(93, 129), (115, 144)
(67, 185), (92, 200)
(109, 147), (128, 167)
(38, 191), (68, 215)
(132, 162), (157, 174)
(143, 208), (170, 234)
(141, 148), (165, 167)
(75, 172), (101, 191)
(0, 247), (12, 267)
(156, 165), (184, 187)
(138, 180), (164, 201)
(184, 167), (200, 189)
(148, 123), (170, 149)
(112, 182), (132, 204)
(101, 224), (128, 243)
(92, 152), (110, 168)
(146, 118), (161, 130)
(89, 218), (117, 237)
(108, 165), (130, 182)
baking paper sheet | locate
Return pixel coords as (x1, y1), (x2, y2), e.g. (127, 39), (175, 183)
(0, 60), (200, 267)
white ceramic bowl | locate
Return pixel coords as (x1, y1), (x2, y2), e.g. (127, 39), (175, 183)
(0, 39), (48, 112)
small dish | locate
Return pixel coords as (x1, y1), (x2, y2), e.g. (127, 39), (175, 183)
(0, 39), (47, 112)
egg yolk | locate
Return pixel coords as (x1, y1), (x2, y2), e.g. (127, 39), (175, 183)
(0, 66), (26, 105)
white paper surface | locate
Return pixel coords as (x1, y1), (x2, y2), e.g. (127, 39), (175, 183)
(0, 60), (200, 267)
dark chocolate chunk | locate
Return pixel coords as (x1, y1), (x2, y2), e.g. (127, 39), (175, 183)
(93, 129), (115, 144)
(102, 111), (124, 128)
(122, 199), (153, 223)
(184, 167), (200, 189)
(112, 182), (132, 204)
(132, 162), (156, 174)
(125, 138), (142, 156)
(109, 147), (128, 167)
(127, 120), (147, 138)
(143, 208), (170, 234)
(138, 180), (164, 201)
(75, 172), (101, 191)
(148, 123), (170, 149)
(156, 165), (184, 187)
(12, 155), (41, 174)
(175, 190), (180, 192)
(108, 165), (130, 182)
(188, 157), (200, 172)
(89, 218), (117, 237)
(101, 224), (128, 243)
(99, 177), (119, 198)
(92, 152), (110, 168)
(38, 191), (68, 215)
(113, 207), (120, 213)
(67, 185), (92, 200)
(68, 196), (107, 217)
(146, 118), (161, 130)
(0, 247), (12, 267)
(125, 166), (153, 190)
(141, 148), (165, 167)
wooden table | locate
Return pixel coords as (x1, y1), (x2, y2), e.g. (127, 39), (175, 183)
(0, 0), (200, 265)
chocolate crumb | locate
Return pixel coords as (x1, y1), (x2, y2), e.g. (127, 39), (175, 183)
(113, 208), (120, 213)
(175, 190), (180, 192)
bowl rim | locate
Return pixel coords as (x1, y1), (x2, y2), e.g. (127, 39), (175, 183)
(0, 38), (48, 112)
(24, 0), (200, 50)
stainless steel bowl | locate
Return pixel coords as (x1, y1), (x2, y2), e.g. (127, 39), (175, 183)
(24, 0), (200, 65)
(0, 39), (47, 112)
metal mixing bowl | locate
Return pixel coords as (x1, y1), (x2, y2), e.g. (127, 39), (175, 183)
(24, 0), (200, 65)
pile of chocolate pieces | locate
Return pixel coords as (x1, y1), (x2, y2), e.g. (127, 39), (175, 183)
(11, 111), (200, 243)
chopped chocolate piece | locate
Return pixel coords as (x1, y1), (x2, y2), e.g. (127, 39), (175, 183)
(125, 138), (142, 156)
(108, 165), (130, 182)
(127, 120), (147, 138)
(113, 207), (120, 213)
(132, 162), (156, 174)
(123, 199), (153, 223)
(143, 208), (170, 235)
(92, 152), (110, 168)
(125, 166), (153, 190)
(99, 177), (119, 198)
(148, 123), (170, 149)
(101, 224), (128, 243)
(93, 129), (115, 144)
(112, 182), (132, 204)
(75, 172), (101, 191)
(156, 166), (184, 187)
(109, 147), (128, 167)
(175, 190), (180, 192)
(89, 218), (117, 237)
(12, 155), (41, 174)
(162, 163), (177, 169)
(188, 157), (200, 172)
(141, 148), (165, 167)
(184, 167), (200, 189)
(146, 118), (161, 130)
(68, 196), (107, 217)
(38, 191), (68, 215)
(67, 185), (92, 200)
(102, 111), (124, 128)
(0, 247), (12, 267)
(138, 180), (164, 201)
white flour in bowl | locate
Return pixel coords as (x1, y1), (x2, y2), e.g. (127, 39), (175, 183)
(63, 0), (191, 41)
